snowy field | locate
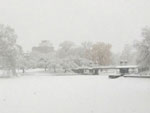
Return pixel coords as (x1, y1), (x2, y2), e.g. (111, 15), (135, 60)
(0, 72), (150, 113)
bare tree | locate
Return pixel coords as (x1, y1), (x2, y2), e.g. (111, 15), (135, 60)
(31, 40), (54, 71)
(0, 24), (18, 76)
(57, 41), (75, 58)
(120, 44), (137, 65)
(135, 27), (150, 69)
(90, 42), (112, 65)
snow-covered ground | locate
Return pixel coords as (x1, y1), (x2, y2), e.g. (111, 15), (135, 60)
(0, 72), (150, 113)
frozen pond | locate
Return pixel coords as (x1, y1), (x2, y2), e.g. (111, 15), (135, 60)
(0, 74), (150, 113)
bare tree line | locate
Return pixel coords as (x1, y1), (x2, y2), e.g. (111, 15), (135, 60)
(0, 24), (149, 76)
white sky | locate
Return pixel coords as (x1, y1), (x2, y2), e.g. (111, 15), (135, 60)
(0, 0), (150, 52)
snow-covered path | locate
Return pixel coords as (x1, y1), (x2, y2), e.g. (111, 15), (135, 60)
(0, 75), (150, 113)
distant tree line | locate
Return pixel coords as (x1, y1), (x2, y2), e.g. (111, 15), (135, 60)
(0, 24), (149, 76)
(0, 24), (113, 76)
(27, 40), (112, 73)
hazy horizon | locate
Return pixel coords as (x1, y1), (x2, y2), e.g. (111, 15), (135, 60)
(0, 0), (150, 53)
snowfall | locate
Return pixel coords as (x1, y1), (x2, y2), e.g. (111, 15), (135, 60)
(0, 70), (150, 113)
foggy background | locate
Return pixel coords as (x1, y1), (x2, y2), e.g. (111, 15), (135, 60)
(0, 0), (150, 53)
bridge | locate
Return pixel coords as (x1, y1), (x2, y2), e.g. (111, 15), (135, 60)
(72, 65), (138, 75)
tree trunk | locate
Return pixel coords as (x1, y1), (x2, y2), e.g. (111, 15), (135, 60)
(22, 68), (25, 73)
(12, 67), (17, 76)
(44, 66), (47, 72)
(54, 67), (56, 73)
(64, 69), (67, 73)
